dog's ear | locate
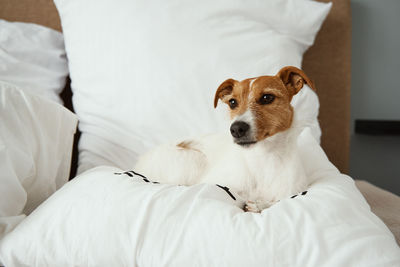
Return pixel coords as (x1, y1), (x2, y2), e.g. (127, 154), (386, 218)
(277, 66), (316, 97)
(214, 79), (237, 108)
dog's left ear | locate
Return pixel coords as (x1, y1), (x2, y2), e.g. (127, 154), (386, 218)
(214, 78), (237, 108)
(277, 66), (316, 97)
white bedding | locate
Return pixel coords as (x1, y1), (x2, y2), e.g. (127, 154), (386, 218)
(0, 82), (77, 242)
(1, 128), (399, 266)
(53, 0), (331, 173)
(0, 19), (68, 104)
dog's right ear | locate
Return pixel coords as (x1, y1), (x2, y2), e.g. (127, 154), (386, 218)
(214, 79), (237, 108)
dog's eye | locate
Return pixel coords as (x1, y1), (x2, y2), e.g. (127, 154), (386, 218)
(229, 99), (238, 109)
(259, 94), (275, 105)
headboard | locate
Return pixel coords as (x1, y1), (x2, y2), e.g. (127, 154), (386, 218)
(0, 0), (351, 174)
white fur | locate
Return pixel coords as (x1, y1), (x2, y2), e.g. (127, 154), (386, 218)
(232, 110), (256, 140)
(134, 112), (308, 211)
(249, 77), (257, 89)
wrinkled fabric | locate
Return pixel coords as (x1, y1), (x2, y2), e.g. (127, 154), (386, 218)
(0, 82), (77, 241)
(1, 129), (399, 267)
(0, 20), (68, 104)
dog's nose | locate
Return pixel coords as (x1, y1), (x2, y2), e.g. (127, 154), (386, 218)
(230, 121), (250, 138)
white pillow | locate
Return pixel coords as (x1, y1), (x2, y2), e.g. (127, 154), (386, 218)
(1, 129), (399, 266)
(0, 19), (68, 104)
(0, 82), (78, 241)
(54, 0), (331, 173)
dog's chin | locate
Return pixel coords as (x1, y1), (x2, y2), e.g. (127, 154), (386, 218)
(234, 140), (257, 147)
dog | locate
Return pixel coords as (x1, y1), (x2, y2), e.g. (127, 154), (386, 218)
(134, 66), (316, 212)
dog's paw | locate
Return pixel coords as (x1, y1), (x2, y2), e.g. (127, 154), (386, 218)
(244, 201), (261, 213)
(244, 200), (277, 212)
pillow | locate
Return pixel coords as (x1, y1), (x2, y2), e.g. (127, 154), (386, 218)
(53, 0), (331, 173)
(0, 82), (78, 241)
(0, 19), (68, 104)
(1, 129), (399, 266)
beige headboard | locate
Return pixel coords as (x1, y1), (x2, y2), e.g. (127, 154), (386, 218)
(303, 0), (351, 173)
(0, 0), (351, 173)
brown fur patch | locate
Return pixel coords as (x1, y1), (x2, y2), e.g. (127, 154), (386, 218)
(213, 66), (315, 142)
(214, 79), (238, 108)
(248, 76), (294, 140)
(277, 66), (316, 93)
(177, 140), (201, 152)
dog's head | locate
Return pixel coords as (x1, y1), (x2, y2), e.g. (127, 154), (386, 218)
(214, 66), (315, 146)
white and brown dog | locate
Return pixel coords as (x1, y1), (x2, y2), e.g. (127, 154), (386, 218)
(135, 66), (316, 212)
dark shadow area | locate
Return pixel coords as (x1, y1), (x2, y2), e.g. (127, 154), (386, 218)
(60, 77), (80, 180)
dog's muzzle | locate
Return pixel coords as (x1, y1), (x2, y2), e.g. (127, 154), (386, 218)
(230, 121), (256, 146)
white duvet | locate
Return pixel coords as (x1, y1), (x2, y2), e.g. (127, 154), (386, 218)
(0, 129), (399, 266)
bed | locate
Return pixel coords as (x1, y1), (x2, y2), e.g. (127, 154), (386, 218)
(0, 0), (399, 265)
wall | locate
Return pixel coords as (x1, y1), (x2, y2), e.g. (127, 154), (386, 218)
(350, 0), (400, 195)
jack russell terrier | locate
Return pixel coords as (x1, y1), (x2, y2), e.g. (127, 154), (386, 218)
(135, 66), (316, 212)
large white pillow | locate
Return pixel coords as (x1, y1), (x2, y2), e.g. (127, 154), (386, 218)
(0, 20), (68, 104)
(1, 129), (399, 266)
(0, 82), (78, 241)
(54, 0), (331, 173)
